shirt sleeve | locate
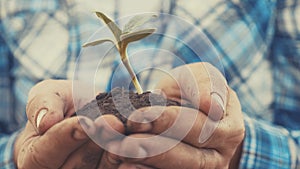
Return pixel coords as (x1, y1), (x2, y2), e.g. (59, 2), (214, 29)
(239, 114), (299, 169)
(0, 132), (19, 169)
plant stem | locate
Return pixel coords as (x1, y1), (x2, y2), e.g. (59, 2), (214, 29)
(120, 44), (143, 94)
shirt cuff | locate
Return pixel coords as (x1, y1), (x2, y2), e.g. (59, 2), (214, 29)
(0, 131), (20, 169)
(239, 114), (294, 169)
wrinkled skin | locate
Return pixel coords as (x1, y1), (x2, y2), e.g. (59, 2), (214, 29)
(106, 62), (245, 169)
(14, 80), (124, 169)
(14, 62), (244, 169)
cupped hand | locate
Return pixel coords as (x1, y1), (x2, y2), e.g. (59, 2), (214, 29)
(14, 80), (125, 169)
(106, 63), (245, 169)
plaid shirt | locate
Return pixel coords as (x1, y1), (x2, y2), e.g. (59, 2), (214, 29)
(0, 0), (299, 168)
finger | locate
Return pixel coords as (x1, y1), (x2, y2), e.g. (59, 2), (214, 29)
(18, 116), (96, 169)
(155, 62), (227, 119)
(73, 115), (124, 169)
(216, 88), (244, 153)
(94, 114), (125, 145)
(61, 140), (103, 169)
(26, 80), (74, 134)
(116, 134), (223, 169)
(127, 105), (224, 148)
(99, 141), (155, 169)
(127, 90), (244, 148)
(120, 91), (243, 169)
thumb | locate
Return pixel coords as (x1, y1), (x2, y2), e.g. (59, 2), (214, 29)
(26, 80), (74, 134)
(155, 62), (227, 118)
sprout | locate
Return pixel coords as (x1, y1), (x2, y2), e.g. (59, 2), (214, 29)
(83, 12), (157, 94)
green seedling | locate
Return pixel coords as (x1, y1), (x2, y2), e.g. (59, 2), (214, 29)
(83, 11), (157, 94)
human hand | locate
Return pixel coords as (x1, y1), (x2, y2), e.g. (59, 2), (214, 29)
(14, 79), (125, 169)
(106, 63), (245, 169)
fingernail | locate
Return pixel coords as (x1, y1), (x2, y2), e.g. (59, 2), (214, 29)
(211, 92), (225, 111)
(36, 109), (48, 128)
(210, 92), (225, 121)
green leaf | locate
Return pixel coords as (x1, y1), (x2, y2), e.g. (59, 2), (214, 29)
(82, 39), (114, 47)
(123, 14), (157, 34)
(120, 28), (156, 44)
(95, 11), (122, 43)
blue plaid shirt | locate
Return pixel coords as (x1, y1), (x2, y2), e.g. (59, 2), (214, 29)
(0, 0), (299, 168)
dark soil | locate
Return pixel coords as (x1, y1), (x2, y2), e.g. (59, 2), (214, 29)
(76, 87), (183, 127)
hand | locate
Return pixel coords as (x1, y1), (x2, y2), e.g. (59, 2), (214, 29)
(106, 63), (245, 169)
(14, 79), (125, 169)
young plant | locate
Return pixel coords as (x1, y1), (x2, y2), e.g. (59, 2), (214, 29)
(83, 11), (157, 94)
